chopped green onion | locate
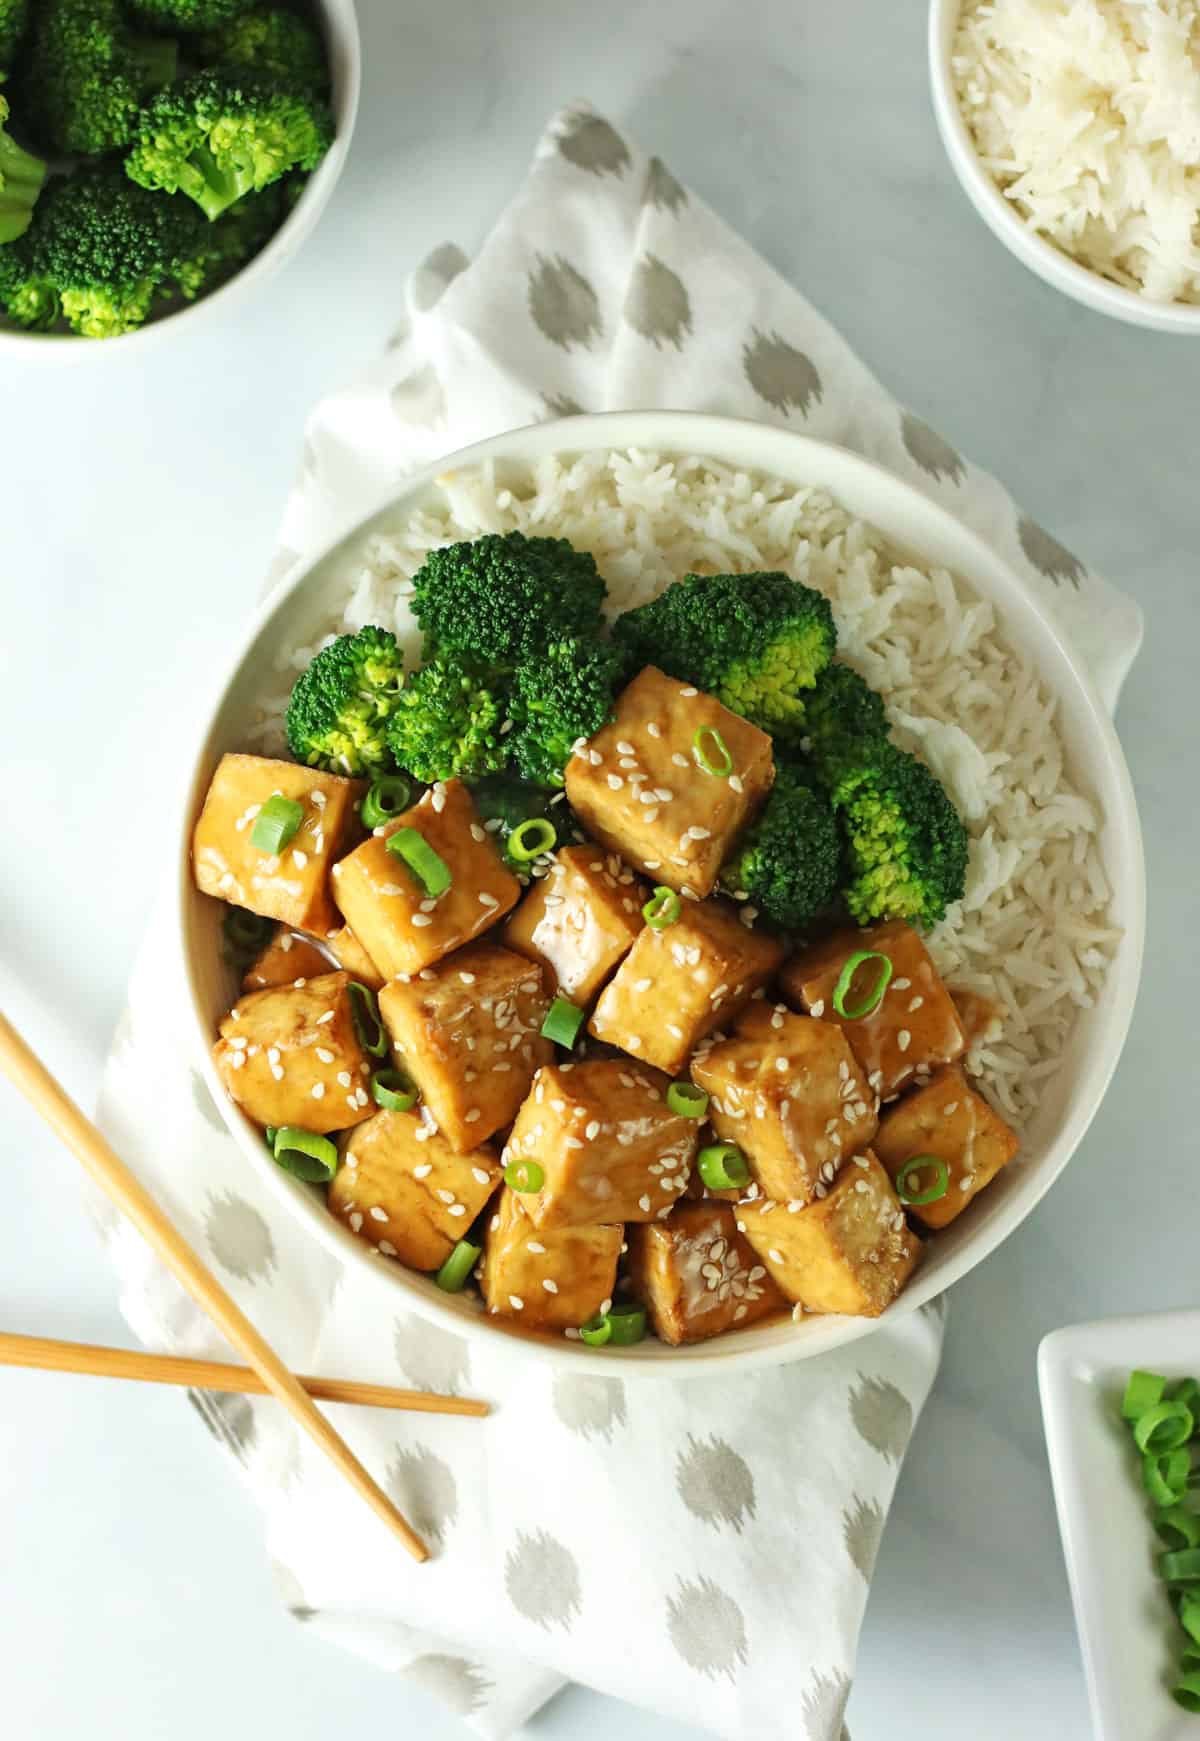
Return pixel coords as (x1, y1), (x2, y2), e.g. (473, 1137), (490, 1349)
(606, 1304), (647, 1345)
(251, 793), (304, 854)
(349, 981), (387, 1057)
(504, 1158), (545, 1193)
(1144, 1450), (1191, 1508)
(895, 1155), (950, 1206)
(579, 1313), (613, 1347)
(435, 1238), (481, 1292)
(1171, 1378), (1200, 1409)
(508, 817), (557, 863)
(1135, 1401), (1195, 1455)
(692, 725), (732, 777)
(697, 1142), (751, 1191)
(386, 826), (452, 897)
(832, 950), (894, 1019)
(361, 775), (412, 829)
(643, 885), (682, 930)
(1161, 1548), (1200, 1586)
(1183, 1646), (1200, 1674)
(272, 1126), (338, 1182)
(1123, 1369), (1168, 1420)
(223, 907), (274, 958)
(1180, 1593), (1200, 1647)
(667, 1081), (709, 1119)
(541, 996), (584, 1048)
(1156, 1508), (1200, 1553)
(1172, 1672), (1200, 1714)
(264, 1125), (277, 1150)
(372, 1068), (419, 1112)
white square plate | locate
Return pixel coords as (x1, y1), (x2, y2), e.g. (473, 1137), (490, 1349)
(1039, 1310), (1200, 1741)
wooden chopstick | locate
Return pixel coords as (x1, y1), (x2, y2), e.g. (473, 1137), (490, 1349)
(0, 1332), (489, 1417)
(0, 1010), (430, 1563)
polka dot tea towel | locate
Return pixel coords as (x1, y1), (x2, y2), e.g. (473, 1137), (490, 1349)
(97, 103), (1143, 1741)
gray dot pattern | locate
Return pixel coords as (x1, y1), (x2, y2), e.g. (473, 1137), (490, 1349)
(666, 1576), (749, 1681)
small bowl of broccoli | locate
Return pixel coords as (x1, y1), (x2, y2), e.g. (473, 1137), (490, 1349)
(0, 0), (360, 350)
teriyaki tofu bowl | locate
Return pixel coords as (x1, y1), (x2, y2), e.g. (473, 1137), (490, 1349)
(177, 411), (1144, 1375)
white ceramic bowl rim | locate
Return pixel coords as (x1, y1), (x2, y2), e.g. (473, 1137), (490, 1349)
(177, 410), (1146, 1378)
(0, 0), (361, 358)
(928, 0), (1200, 334)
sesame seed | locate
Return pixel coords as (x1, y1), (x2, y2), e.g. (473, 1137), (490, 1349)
(448, 1203), (467, 1217)
(686, 825), (710, 839)
(671, 752), (689, 769)
(460, 971), (476, 985)
(897, 1030), (911, 1052)
(585, 1120), (601, 1140)
(644, 859), (662, 870)
(369, 1206), (388, 1222)
(508, 1296), (525, 1311)
(337, 1070), (352, 1087)
(656, 789), (675, 803)
(809, 1000), (825, 1018)
(639, 1194), (652, 1212)
(729, 774), (744, 794)
(768, 1248), (784, 1263)
(311, 1083), (325, 1100)
(633, 977), (652, 992)
(411, 913), (433, 928)
(293, 977), (307, 988)
(680, 686), (698, 697)
(349, 1212), (363, 1232)
(607, 774), (624, 790)
(893, 978), (911, 991)
(647, 722), (662, 738)
(587, 749), (603, 766)
(470, 824), (486, 842)
(616, 740), (635, 755)
(542, 1279), (559, 1294)
(430, 787), (446, 813)
(527, 1240), (546, 1255)
(619, 757), (638, 771)
(316, 1047), (334, 1064)
(479, 892), (498, 908)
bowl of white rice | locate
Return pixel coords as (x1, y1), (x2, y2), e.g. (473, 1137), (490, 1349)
(177, 411), (1144, 1375)
(930, 0), (1200, 332)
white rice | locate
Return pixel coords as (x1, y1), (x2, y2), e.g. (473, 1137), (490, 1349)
(953, 0), (1200, 305)
(251, 448), (1117, 1126)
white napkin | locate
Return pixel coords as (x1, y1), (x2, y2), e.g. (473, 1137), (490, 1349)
(95, 104), (1142, 1741)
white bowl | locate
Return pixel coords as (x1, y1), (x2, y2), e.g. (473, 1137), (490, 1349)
(177, 411), (1145, 1377)
(0, 0), (360, 359)
(929, 0), (1200, 335)
(1039, 1310), (1200, 1740)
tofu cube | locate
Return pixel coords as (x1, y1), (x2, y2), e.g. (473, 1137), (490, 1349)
(502, 846), (645, 1005)
(692, 1004), (877, 1206)
(213, 970), (373, 1136)
(736, 1151), (920, 1317)
(501, 1059), (700, 1230)
(873, 1064), (1018, 1230)
(626, 1201), (786, 1345)
(480, 1188), (621, 1331)
(324, 924), (386, 991)
(780, 920), (964, 1100)
(193, 753), (363, 935)
(328, 1108), (501, 1270)
(378, 943), (552, 1151)
(331, 779), (521, 979)
(241, 930), (331, 992)
(564, 666), (774, 897)
(589, 898), (784, 1075)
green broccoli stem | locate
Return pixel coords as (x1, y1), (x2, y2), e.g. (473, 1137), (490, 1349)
(186, 139), (254, 220)
(0, 130), (46, 244)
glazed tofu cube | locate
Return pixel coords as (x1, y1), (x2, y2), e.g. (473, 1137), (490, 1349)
(780, 920), (964, 1101)
(212, 970), (373, 1136)
(480, 1188), (621, 1331)
(736, 1151), (920, 1317)
(950, 988), (1005, 1055)
(241, 930), (331, 992)
(693, 1004), (877, 1206)
(873, 1064), (1018, 1231)
(589, 898), (784, 1075)
(324, 924), (385, 992)
(378, 943), (551, 1151)
(627, 1202), (786, 1345)
(501, 1059), (700, 1230)
(327, 1109), (501, 1270)
(331, 779), (521, 979)
(193, 753), (363, 935)
(564, 666), (774, 897)
(502, 846), (645, 1005)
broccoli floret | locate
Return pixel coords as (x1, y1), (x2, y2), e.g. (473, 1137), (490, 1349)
(411, 532), (608, 667)
(0, 0), (30, 70)
(0, 91), (45, 244)
(612, 571), (836, 740)
(195, 7), (328, 94)
(802, 661), (889, 784)
(468, 774), (555, 839)
(0, 229), (57, 327)
(170, 179), (285, 296)
(21, 0), (178, 156)
(385, 654), (509, 786)
(126, 71), (332, 222)
(127, 0), (255, 30)
(285, 626), (406, 776)
(719, 761), (841, 931)
(509, 637), (627, 789)
(832, 743), (968, 930)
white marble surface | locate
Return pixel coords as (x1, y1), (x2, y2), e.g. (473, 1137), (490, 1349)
(0, 1), (1194, 1736)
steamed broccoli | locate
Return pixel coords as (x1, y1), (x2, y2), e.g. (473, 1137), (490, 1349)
(0, 92), (45, 245)
(411, 532), (608, 667)
(802, 661), (888, 783)
(385, 654), (509, 785)
(0, 0), (29, 70)
(468, 774), (556, 841)
(21, 0), (178, 156)
(285, 626), (406, 776)
(719, 761), (841, 931)
(171, 180), (286, 296)
(127, 71), (332, 221)
(0, 166), (209, 336)
(612, 571), (836, 739)
(127, 0), (255, 29)
(831, 744), (968, 930)
(510, 637), (627, 788)
(195, 6), (327, 94)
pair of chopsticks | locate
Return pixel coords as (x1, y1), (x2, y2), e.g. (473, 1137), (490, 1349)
(0, 1011), (488, 1563)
